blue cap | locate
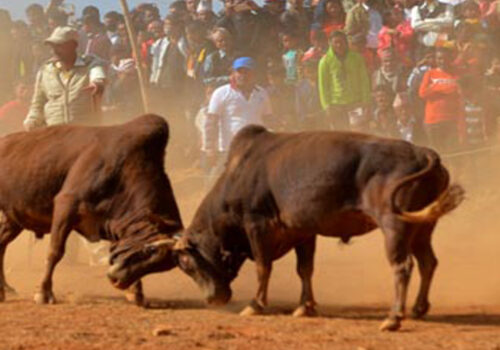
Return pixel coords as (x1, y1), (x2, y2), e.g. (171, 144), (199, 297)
(232, 57), (255, 71)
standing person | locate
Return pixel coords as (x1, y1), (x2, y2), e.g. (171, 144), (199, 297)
(202, 57), (273, 171)
(0, 10), (15, 105)
(185, 21), (213, 120)
(372, 48), (409, 101)
(410, 0), (454, 58)
(377, 6), (414, 67)
(345, 0), (381, 50)
(418, 47), (464, 152)
(23, 26), (106, 130)
(311, 0), (346, 40)
(82, 14), (112, 62)
(103, 11), (123, 46)
(318, 30), (371, 130)
(12, 21), (35, 82)
(149, 14), (188, 116)
(295, 58), (323, 130)
(25, 4), (49, 43)
(203, 27), (237, 87)
(281, 30), (303, 85)
(281, 0), (313, 48)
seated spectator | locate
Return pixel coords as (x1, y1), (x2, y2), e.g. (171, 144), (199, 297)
(281, 30), (303, 85)
(0, 80), (31, 136)
(295, 58), (323, 129)
(419, 47), (465, 152)
(377, 6), (414, 67)
(410, 0), (454, 57)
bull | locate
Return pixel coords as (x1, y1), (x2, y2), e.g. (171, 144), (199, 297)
(0, 115), (182, 305)
(162, 126), (464, 331)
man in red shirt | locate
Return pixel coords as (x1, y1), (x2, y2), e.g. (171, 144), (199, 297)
(419, 47), (465, 153)
(0, 81), (31, 136)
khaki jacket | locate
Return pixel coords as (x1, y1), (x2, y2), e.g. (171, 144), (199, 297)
(25, 55), (106, 128)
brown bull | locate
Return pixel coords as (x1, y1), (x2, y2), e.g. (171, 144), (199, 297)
(166, 126), (464, 331)
(0, 114), (182, 305)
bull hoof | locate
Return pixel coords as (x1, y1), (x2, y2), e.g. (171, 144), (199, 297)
(292, 305), (318, 318)
(34, 291), (56, 305)
(412, 302), (430, 319)
(379, 318), (402, 332)
(240, 304), (264, 317)
(125, 291), (145, 307)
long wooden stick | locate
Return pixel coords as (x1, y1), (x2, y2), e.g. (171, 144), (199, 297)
(119, 0), (150, 113)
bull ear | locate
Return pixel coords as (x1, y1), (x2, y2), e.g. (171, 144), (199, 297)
(148, 213), (182, 233)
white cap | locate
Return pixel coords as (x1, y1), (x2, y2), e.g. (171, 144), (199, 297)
(197, 0), (212, 13)
(45, 26), (79, 45)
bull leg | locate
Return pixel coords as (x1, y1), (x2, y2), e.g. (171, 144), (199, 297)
(34, 195), (77, 305)
(379, 223), (414, 332)
(411, 225), (438, 319)
(0, 216), (22, 302)
(124, 280), (145, 306)
(240, 221), (273, 316)
(292, 237), (318, 317)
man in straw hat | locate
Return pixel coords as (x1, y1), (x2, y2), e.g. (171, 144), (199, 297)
(24, 26), (106, 131)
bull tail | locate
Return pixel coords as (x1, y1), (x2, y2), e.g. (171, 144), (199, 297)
(391, 152), (465, 223)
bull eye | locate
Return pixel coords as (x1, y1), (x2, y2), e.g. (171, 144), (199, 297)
(144, 245), (158, 256)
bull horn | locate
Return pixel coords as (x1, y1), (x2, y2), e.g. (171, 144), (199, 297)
(145, 238), (178, 249)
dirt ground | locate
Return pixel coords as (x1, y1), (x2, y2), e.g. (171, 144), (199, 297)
(2, 150), (500, 349)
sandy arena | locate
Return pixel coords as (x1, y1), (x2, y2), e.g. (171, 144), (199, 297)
(1, 157), (500, 350)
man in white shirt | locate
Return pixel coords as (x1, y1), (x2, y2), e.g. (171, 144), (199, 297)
(202, 57), (273, 169)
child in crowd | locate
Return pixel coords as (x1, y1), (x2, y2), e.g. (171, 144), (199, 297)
(295, 58), (323, 130)
(393, 92), (416, 142)
(371, 84), (398, 138)
(282, 31), (303, 85)
(419, 48), (465, 153)
(303, 30), (328, 61)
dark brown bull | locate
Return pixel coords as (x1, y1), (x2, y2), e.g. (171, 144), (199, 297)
(166, 126), (464, 331)
(0, 114), (182, 305)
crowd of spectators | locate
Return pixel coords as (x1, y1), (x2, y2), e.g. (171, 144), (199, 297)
(0, 0), (499, 168)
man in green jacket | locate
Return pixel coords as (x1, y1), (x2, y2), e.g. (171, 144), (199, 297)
(318, 30), (371, 131)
